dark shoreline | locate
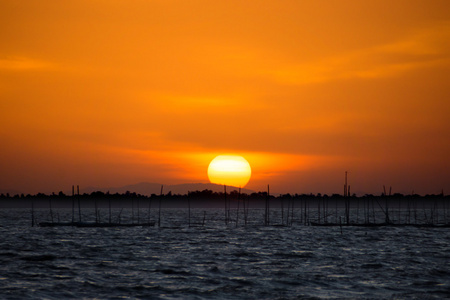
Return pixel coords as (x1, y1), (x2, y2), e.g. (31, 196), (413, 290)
(1, 189), (449, 209)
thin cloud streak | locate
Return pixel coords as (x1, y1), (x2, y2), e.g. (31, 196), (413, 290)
(273, 23), (450, 84)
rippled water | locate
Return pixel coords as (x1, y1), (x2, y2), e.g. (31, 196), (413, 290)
(1, 208), (449, 299)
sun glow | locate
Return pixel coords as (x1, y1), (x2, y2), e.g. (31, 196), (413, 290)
(207, 155), (252, 187)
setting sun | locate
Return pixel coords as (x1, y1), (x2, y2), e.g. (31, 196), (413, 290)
(207, 155), (252, 188)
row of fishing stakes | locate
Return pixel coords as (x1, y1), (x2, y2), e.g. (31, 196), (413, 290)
(223, 184), (263, 227)
(30, 172), (355, 228)
(31, 179), (448, 228)
(33, 185), (164, 227)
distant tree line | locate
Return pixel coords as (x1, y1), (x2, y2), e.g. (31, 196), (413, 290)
(0, 189), (448, 201)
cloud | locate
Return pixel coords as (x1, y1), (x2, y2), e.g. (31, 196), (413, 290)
(272, 22), (450, 84)
(0, 56), (52, 71)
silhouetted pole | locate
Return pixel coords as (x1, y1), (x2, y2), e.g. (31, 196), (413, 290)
(224, 185), (227, 225)
(132, 198), (134, 224)
(158, 185), (163, 227)
(372, 197), (376, 223)
(243, 188), (247, 226)
(344, 172), (350, 225)
(264, 187), (268, 225)
(49, 197), (54, 223)
(375, 194), (389, 224)
(246, 194), (250, 226)
(227, 187), (232, 223)
(77, 185), (81, 223)
(335, 196), (338, 224)
(384, 186), (390, 224)
(188, 192), (191, 228)
(307, 197), (310, 225)
(344, 171), (348, 197)
(137, 198), (140, 224)
(356, 194), (359, 224)
(94, 198), (98, 223)
(72, 185), (75, 223)
(443, 190), (447, 224)
(147, 196), (151, 224)
(304, 198), (308, 225)
(291, 197), (294, 226)
(266, 185), (270, 226)
(31, 200), (34, 227)
(348, 186), (351, 224)
(363, 197), (367, 224)
(317, 196), (321, 224)
(109, 197), (112, 224)
(286, 197), (290, 226)
(236, 187), (241, 227)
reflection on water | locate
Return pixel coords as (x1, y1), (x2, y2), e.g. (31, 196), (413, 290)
(0, 208), (449, 299)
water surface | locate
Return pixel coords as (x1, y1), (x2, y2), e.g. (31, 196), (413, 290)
(0, 208), (449, 299)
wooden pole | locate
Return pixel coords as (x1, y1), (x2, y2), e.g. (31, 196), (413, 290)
(335, 197), (338, 224)
(364, 197), (367, 224)
(109, 197), (112, 224)
(147, 196), (151, 224)
(344, 171), (348, 197)
(158, 185), (163, 227)
(290, 197), (294, 226)
(31, 200), (34, 227)
(267, 185), (270, 226)
(286, 197), (290, 226)
(318, 197), (321, 224)
(94, 198), (98, 223)
(77, 185), (81, 223)
(72, 185), (75, 223)
(49, 197), (54, 223)
(236, 187), (241, 227)
(304, 197), (308, 225)
(243, 189), (247, 226)
(246, 196), (250, 226)
(385, 193), (390, 224)
(137, 198), (140, 224)
(188, 192), (191, 228)
(224, 185), (227, 225)
(132, 198), (134, 224)
(356, 196), (359, 224)
(264, 191), (267, 226)
(372, 198), (376, 223)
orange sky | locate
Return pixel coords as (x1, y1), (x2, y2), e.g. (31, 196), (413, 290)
(1, 0), (449, 195)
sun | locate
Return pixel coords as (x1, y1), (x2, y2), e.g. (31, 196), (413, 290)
(207, 155), (252, 187)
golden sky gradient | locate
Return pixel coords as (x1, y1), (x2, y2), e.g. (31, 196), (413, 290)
(1, 0), (449, 195)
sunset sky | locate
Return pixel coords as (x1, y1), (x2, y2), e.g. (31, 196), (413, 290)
(1, 0), (449, 196)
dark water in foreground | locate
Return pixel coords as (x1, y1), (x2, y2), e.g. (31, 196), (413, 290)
(0, 209), (449, 299)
